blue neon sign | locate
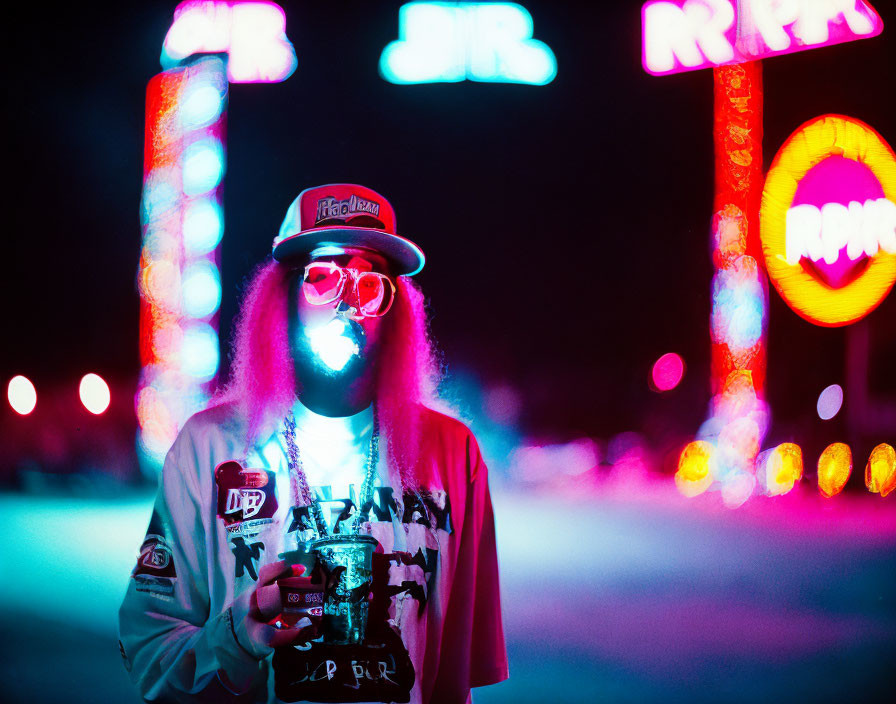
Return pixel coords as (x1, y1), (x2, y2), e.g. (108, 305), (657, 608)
(380, 2), (556, 85)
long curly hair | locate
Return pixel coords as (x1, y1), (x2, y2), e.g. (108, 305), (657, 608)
(213, 258), (447, 490)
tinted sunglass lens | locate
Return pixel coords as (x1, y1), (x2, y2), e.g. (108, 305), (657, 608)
(356, 274), (392, 316)
(303, 264), (342, 304)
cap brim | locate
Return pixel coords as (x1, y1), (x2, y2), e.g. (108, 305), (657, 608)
(272, 227), (425, 276)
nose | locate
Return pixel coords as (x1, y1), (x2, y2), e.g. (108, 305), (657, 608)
(342, 278), (362, 310)
(335, 299), (365, 322)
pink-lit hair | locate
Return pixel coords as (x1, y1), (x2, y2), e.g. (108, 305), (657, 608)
(213, 258), (446, 490)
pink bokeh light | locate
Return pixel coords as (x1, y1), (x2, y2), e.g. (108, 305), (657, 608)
(651, 352), (685, 392)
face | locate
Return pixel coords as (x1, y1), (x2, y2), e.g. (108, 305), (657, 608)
(288, 248), (394, 381)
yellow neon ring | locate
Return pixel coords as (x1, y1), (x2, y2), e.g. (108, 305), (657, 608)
(761, 114), (896, 327)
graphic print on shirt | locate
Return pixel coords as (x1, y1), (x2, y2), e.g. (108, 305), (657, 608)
(131, 510), (177, 598)
(215, 460), (279, 581)
(231, 536), (265, 580)
(274, 486), (451, 703)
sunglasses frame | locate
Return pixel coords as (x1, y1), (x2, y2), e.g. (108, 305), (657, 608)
(301, 261), (397, 317)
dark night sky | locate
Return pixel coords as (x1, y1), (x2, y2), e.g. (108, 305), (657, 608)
(5, 1), (895, 445)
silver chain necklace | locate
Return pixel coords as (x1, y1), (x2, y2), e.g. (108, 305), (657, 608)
(283, 404), (380, 538)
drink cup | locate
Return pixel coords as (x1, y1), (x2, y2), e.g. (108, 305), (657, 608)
(275, 576), (325, 635)
(311, 534), (378, 645)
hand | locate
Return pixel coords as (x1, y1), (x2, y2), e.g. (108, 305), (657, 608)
(239, 560), (319, 657)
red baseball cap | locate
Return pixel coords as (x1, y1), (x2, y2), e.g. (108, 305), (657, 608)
(272, 183), (425, 276)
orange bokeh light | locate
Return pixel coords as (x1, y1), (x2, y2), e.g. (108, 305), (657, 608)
(865, 443), (896, 497)
(818, 442), (852, 498)
(675, 441), (714, 497)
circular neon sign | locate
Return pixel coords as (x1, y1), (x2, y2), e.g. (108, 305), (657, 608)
(761, 115), (896, 327)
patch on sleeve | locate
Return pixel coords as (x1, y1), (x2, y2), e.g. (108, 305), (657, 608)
(131, 532), (177, 597)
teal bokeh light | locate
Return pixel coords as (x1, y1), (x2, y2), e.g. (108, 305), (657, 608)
(380, 2), (556, 85)
(181, 260), (222, 319)
(180, 322), (220, 380)
(180, 82), (225, 130)
(182, 139), (225, 196)
(183, 198), (224, 254)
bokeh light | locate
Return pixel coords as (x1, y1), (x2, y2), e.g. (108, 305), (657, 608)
(181, 259), (222, 318)
(818, 442), (852, 498)
(180, 323), (220, 380)
(763, 442), (803, 496)
(651, 352), (685, 392)
(816, 383), (844, 420)
(7, 375), (37, 415)
(865, 443), (896, 496)
(675, 440), (713, 497)
(180, 82), (224, 129)
(182, 139), (224, 196)
(721, 470), (756, 508)
(79, 373), (111, 414)
(183, 198), (223, 254)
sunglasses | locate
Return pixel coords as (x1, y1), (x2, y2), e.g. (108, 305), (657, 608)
(302, 261), (396, 317)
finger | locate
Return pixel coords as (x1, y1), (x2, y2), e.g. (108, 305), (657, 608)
(291, 564), (306, 577)
(254, 583), (282, 620)
(257, 559), (292, 586)
(270, 616), (320, 648)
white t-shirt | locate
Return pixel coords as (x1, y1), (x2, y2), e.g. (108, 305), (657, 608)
(118, 401), (508, 704)
(279, 401), (381, 531)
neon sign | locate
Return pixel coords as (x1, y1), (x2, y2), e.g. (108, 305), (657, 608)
(642, 0), (883, 76)
(380, 2), (556, 85)
(162, 1), (297, 83)
(761, 115), (896, 327)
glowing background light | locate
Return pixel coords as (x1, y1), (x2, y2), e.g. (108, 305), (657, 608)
(138, 54), (237, 474)
(651, 352), (685, 392)
(305, 319), (359, 372)
(162, 1), (297, 84)
(675, 440), (713, 497)
(641, 0), (884, 76)
(762, 442), (803, 496)
(761, 115), (896, 327)
(182, 139), (225, 196)
(865, 443), (896, 497)
(816, 384), (844, 420)
(380, 2), (557, 85)
(180, 323), (220, 380)
(8, 376), (37, 415)
(79, 373), (111, 415)
(699, 63), (767, 505)
(180, 82), (225, 129)
(183, 199), (224, 254)
(818, 442), (852, 498)
(141, 176), (179, 222)
(181, 260), (222, 318)
(721, 470), (756, 508)
(509, 438), (599, 483)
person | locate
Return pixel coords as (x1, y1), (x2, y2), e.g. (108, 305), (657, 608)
(118, 183), (508, 704)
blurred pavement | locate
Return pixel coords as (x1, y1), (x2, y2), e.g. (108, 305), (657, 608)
(1, 484), (894, 703)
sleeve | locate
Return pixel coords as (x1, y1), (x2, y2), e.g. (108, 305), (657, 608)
(117, 420), (267, 702)
(432, 432), (509, 703)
